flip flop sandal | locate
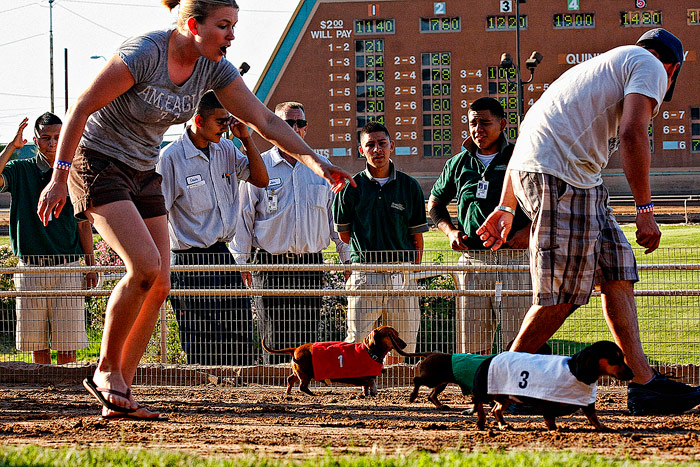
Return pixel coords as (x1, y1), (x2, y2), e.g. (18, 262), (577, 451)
(101, 406), (169, 422)
(83, 377), (136, 414)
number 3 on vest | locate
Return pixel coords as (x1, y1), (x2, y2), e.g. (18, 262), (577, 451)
(519, 370), (530, 389)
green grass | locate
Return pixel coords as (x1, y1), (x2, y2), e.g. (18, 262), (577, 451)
(327, 224), (700, 253)
(0, 224), (695, 256)
(0, 446), (695, 467)
(620, 224), (700, 249)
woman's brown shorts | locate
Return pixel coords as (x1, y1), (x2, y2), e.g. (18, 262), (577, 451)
(68, 147), (166, 220)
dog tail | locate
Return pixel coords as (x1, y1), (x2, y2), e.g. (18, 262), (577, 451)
(388, 334), (431, 358)
(260, 336), (296, 355)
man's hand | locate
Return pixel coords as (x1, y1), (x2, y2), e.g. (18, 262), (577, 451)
(241, 271), (252, 288)
(12, 118), (28, 150)
(229, 118), (250, 139)
(476, 210), (513, 251)
(635, 211), (661, 254)
(447, 229), (469, 251)
(85, 272), (98, 289)
(506, 225), (530, 249)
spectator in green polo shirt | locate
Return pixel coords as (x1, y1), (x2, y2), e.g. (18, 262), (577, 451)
(428, 97), (531, 354)
(333, 121), (428, 363)
(0, 114), (97, 364)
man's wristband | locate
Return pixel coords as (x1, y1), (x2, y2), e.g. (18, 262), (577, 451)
(496, 205), (516, 216)
(636, 202), (654, 214)
(53, 160), (71, 171)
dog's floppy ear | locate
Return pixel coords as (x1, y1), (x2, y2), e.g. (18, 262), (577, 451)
(365, 328), (378, 348)
(569, 344), (600, 385)
(389, 328), (407, 350)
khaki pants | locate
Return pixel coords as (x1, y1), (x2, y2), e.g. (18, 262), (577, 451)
(344, 270), (420, 353)
(455, 250), (530, 354)
(14, 261), (88, 352)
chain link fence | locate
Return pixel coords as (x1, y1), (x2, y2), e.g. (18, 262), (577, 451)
(0, 247), (698, 386)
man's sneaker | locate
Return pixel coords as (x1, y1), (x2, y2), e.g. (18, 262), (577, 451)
(505, 401), (541, 415)
(627, 372), (700, 415)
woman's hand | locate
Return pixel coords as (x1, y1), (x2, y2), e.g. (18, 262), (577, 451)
(312, 158), (356, 193)
(37, 179), (68, 226)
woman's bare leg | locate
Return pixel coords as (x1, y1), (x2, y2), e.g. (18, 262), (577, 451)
(120, 215), (170, 385)
(85, 201), (165, 411)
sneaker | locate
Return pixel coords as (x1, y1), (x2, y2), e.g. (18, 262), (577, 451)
(627, 372), (700, 415)
(505, 401), (541, 415)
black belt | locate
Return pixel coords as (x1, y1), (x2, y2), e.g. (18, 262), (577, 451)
(172, 241), (228, 255)
(21, 256), (74, 266)
(254, 249), (322, 263)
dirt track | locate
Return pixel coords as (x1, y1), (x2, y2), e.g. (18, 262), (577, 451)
(2, 384), (700, 462)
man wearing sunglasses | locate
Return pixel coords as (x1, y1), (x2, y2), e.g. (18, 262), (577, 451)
(231, 102), (350, 363)
(158, 91), (268, 366)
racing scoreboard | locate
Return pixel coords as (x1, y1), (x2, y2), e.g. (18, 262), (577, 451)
(254, 0), (699, 194)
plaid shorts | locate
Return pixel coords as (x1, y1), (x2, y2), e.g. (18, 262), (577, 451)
(512, 171), (638, 306)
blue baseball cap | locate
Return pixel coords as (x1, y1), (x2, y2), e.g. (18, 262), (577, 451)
(636, 28), (684, 101)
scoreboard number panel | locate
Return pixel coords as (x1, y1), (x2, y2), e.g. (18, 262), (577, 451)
(256, 0), (698, 179)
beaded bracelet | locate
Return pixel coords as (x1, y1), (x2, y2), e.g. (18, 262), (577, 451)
(53, 160), (71, 171)
(636, 202), (654, 214)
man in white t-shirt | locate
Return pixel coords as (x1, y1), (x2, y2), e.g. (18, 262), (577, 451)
(478, 29), (700, 415)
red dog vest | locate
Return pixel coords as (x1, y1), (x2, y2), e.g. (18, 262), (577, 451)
(311, 342), (384, 381)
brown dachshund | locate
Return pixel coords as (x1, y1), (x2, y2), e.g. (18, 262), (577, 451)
(392, 339), (633, 431)
(262, 326), (407, 396)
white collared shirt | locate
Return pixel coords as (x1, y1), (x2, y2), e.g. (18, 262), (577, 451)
(229, 147), (350, 263)
(157, 128), (250, 250)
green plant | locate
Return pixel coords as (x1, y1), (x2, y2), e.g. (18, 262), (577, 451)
(319, 255), (348, 341)
(417, 252), (456, 353)
(0, 244), (17, 352)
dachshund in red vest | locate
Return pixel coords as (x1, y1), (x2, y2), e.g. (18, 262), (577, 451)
(262, 326), (406, 396)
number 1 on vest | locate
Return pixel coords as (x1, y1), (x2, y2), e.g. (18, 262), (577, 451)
(338, 355), (344, 367)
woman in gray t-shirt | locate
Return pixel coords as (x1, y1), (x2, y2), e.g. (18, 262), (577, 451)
(36, 0), (353, 420)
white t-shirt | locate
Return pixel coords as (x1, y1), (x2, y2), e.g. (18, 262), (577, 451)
(374, 176), (390, 186)
(475, 150), (497, 168)
(508, 46), (667, 189)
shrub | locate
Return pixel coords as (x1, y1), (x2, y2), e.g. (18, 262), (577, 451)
(0, 245), (17, 351)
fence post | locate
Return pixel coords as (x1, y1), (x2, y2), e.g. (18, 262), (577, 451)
(160, 303), (167, 364)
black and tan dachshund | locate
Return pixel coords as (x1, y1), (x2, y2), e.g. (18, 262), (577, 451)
(392, 339), (633, 431)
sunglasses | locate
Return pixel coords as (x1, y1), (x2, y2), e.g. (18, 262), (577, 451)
(284, 119), (308, 128)
(216, 116), (239, 126)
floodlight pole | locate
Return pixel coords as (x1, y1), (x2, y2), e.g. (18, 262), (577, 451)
(49, 0), (55, 113)
(515, 0), (523, 127)
(64, 48), (68, 113)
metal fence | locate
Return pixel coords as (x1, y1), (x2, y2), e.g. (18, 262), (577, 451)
(0, 247), (698, 386)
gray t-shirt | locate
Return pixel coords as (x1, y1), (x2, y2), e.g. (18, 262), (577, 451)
(80, 29), (239, 171)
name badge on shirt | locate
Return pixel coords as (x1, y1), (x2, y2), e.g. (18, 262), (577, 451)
(476, 180), (489, 199)
(267, 191), (278, 213)
(186, 174), (205, 188)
